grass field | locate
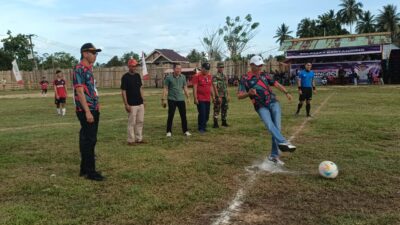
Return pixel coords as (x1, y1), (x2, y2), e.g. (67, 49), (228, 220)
(0, 85), (399, 225)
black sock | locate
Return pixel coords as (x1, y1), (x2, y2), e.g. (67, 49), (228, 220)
(306, 104), (311, 116)
(296, 103), (303, 113)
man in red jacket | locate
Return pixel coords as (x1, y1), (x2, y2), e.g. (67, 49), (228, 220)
(193, 62), (215, 133)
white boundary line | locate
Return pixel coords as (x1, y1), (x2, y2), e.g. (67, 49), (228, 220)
(211, 93), (334, 225)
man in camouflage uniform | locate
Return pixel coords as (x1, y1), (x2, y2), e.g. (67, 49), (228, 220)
(212, 62), (230, 128)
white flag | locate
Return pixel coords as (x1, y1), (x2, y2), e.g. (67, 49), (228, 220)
(12, 59), (24, 85)
(141, 52), (149, 80)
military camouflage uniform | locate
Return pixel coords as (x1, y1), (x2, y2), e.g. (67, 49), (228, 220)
(213, 71), (229, 126)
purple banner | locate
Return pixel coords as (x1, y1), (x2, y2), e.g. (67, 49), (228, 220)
(286, 45), (381, 58)
(290, 61), (381, 85)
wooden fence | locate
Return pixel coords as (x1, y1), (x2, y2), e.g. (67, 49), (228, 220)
(0, 60), (288, 90)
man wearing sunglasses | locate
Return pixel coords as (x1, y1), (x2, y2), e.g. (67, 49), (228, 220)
(72, 43), (104, 181)
(238, 55), (296, 166)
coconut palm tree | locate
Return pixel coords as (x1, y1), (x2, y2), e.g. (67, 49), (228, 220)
(337, 0), (363, 33)
(296, 18), (318, 38)
(376, 4), (400, 41)
(274, 23), (293, 45)
(318, 10), (348, 36)
(356, 11), (376, 34)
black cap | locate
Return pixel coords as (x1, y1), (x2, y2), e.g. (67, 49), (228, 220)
(201, 62), (210, 70)
(80, 43), (102, 53)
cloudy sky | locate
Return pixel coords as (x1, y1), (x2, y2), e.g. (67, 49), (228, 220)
(0, 0), (397, 63)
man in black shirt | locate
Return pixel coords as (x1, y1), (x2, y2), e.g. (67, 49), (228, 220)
(121, 59), (145, 145)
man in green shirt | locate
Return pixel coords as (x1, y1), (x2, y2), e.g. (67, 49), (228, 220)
(162, 63), (191, 137)
(212, 62), (230, 128)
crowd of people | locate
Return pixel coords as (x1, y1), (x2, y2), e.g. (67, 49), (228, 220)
(34, 43), (326, 181)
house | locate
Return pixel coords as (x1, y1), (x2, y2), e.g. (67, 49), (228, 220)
(145, 49), (189, 65)
(145, 49), (198, 87)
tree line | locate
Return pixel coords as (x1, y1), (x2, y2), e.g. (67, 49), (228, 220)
(0, 31), (143, 71)
(274, 1), (400, 45)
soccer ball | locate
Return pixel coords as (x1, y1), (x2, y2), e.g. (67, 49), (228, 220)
(318, 161), (338, 179)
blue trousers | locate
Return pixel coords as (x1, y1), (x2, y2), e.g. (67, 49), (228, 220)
(197, 101), (210, 132)
(257, 102), (288, 158)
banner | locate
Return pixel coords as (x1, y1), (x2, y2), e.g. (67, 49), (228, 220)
(290, 61), (381, 84)
(12, 59), (24, 85)
(286, 45), (381, 58)
(141, 52), (149, 80)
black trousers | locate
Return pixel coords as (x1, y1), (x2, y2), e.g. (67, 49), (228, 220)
(167, 100), (188, 133)
(76, 111), (100, 174)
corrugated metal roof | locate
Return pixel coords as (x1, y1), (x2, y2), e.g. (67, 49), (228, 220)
(279, 32), (392, 51)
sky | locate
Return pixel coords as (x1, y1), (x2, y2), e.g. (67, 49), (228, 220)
(0, 0), (398, 63)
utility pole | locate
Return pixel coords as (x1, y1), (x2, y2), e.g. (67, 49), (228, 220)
(27, 34), (38, 71)
(27, 34), (38, 90)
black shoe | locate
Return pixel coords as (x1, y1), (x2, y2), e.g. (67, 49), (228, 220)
(307, 114), (313, 118)
(79, 171), (87, 177)
(85, 171), (105, 181)
(278, 142), (296, 152)
(213, 122), (219, 128)
(221, 121), (229, 127)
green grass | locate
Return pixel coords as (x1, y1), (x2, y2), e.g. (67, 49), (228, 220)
(0, 86), (399, 225)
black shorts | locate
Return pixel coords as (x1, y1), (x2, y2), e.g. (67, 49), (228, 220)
(55, 98), (66, 105)
(299, 87), (312, 101)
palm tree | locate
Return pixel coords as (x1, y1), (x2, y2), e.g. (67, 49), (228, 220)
(296, 18), (318, 38)
(376, 4), (400, 41)
(356, 11), (376, 34)
(274, 23), (293, 45)
(318, 10), (348, 36)
(337, 0), (363, 33)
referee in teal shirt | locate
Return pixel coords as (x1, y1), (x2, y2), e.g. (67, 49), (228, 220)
(295, 62), (317, 117)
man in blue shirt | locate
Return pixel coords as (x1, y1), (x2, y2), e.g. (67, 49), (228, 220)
(295, 62), (317, 117)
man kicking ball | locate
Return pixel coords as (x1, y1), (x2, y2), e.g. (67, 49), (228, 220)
(238, 55), (296, 165)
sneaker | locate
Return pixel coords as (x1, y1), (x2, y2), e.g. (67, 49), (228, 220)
(127, 142), (136, 146)
(278, 142), (296, 152)
(79, 171), (87, 177)
(135, 140), (147, 144)
(268, 156), (285, 166)
(307, 114), (313, 118)
(166, 132), (172, 137)
(85, 171), (105, 181)
(184, 131), (191, 136)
